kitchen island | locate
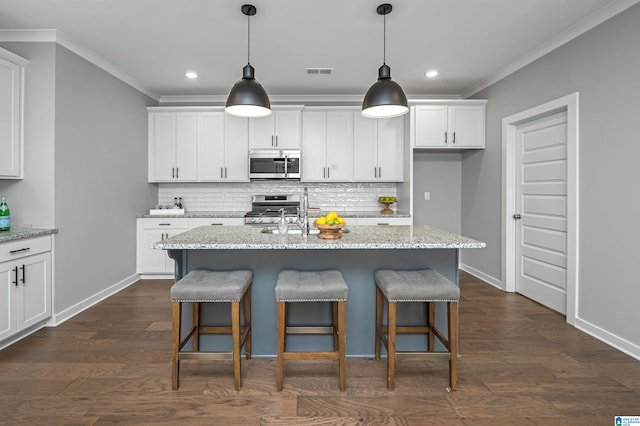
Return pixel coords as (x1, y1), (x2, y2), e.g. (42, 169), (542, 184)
(154, 225), (484, 357)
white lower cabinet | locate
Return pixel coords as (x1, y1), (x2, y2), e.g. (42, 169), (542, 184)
(0, 235), (52, 344)
(136, 217), (243, 276)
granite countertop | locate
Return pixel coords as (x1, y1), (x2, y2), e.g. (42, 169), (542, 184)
(0, 228), (58, 244)
(137, 210), (410, 219)
(153, 224), (485, 250)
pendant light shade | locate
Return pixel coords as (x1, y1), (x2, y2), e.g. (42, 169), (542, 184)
(362, 4), (408, 118)
(225, 4), (271, 118)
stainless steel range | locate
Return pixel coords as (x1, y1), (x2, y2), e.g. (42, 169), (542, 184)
(244, 194), (300, 225)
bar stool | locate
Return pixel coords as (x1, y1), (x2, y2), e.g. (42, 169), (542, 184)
(171, 269), (252, 391)
(275, 269), (348, 391)
(374, 269), (460, 391)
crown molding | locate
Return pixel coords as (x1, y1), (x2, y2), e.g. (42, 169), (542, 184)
(461, 0), (640, 98)
(0, 29), (160, 100)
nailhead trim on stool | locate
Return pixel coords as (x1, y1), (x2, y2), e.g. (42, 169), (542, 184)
(375, 269), (459, 391)
(171, 269), (252, 391)
(275, 269), (348, 391)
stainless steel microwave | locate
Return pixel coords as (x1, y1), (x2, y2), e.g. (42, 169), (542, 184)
(248, 149), (301, 180)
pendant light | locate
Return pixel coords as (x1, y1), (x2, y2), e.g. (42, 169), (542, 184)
(361, 3), (408, 118)
(225, 4), (271, 118)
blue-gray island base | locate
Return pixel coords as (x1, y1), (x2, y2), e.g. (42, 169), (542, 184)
(154, 225), (485, 357)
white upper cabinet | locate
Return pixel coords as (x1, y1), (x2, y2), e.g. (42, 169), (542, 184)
(353, 114), (404, 182)
(148, 111), (198, 181)
(412, 101), (486, 149)
(0, 49), (28, 179)
(198, 112), (249, 182)
(249, 106), (303, 149)
(148, 108), (249, 182)
(302, 109), (354, 182)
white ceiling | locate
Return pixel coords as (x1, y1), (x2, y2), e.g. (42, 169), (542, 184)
(0, 0), (637, 101)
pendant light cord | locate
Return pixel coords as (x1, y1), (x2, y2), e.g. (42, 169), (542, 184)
(383, 11), (386, 65)
(247, 12), (251, 65)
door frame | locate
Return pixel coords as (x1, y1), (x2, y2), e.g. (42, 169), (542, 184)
(502, 92), (579, 325)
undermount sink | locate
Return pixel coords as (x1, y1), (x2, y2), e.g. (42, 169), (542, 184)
(261, 227), (320, 235)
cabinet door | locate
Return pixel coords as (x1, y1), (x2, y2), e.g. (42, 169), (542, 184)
(302, 111), (327, 181)
(0, 263), (16, 341)
(224, 115), (249, 181)
(174, 112), (198, 181)
(0, 56), (22, 178)
(150, 112), (176, 181)
(325, 112), (353, 181)
(376, 117), (404, 181)
(448, 106), (485, 148)
(414, 106), (448, 147)
(16, 252), (51, 330)
(197, 111), (226, 181)
(353, 114), (378, 181)
(274, 109), (302, 149)
(249, 114), (276, 149)
(138, 230), (182, 274)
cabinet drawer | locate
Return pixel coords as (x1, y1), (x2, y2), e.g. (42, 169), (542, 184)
(140, 218), (189, 230)
(357, 217), (413, 226)
(189, 218), (243, 228)
(0, 236), (52, 263)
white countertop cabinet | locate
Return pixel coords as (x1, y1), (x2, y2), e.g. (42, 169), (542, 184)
(0, 49), (27, 179)
(412, 103), (486, 149)
(249, 106), (303, 149)
(148, 111), (198, 181)
(302, 110), (354, 182)
(0, 235), (52, 344)
(353, 114), (404, 182)
(198, 112), (249, 182)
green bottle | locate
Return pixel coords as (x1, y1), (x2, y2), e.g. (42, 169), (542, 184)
(0, 197), (10, 231)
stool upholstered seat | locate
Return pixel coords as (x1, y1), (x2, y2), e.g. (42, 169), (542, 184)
(275, 269), (348, 391)
(171, 269), (252, 391)
(375, 269), (459, 391)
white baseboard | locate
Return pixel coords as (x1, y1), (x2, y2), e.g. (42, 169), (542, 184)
(460, 263), (503, 290)
(575, 317), (640, 362)
(47, 273), (141, 326)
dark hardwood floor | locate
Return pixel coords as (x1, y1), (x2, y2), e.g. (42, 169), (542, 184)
(1, 271), (638, 425)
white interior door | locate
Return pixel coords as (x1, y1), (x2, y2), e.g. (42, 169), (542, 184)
(514, 111), (568, 314)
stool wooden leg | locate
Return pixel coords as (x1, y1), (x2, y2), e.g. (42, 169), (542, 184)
(387, 301), (396, 391)
(171, 301), (181, 390)
(449, 301), (458, 391)
(276, 301), (286, 391)
(338, 300), (346, 391)
(232, 301), (241, 391)
(375, 287), (383, 360)
(244, 286), (252, 360)
(332, 301), (339, 351)
(428, 301), (435, 352)
(192, 302), (200, 352)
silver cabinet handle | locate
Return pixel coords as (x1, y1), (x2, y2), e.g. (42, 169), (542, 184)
(453, 132), (456, 144)
(176, 167), (179, 179)
(225, 167), (227, 178)
(378, 167), (382, 178)
(172, 167), (175, 178)
(327, 167), (330, 179)
(221, 167), (224, 178)
(275, 135), (278, 147)
(374, 167), (377, 178)
(323, 167), (326, 178)
(513, 214), (522, 219)
(271, 135), (274, 146)
(444, 132), (448, 144)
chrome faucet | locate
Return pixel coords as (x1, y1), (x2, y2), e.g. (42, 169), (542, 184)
(294, 187), (310, 235)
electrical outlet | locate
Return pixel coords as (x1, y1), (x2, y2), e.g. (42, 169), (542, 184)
(424, 192), (430, 200)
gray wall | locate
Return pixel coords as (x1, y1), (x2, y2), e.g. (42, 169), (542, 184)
(0, 42), (56, 228)
(53, 45), (156, 312)
(413, 152), (461, 234)
(462, 3), (640, 347)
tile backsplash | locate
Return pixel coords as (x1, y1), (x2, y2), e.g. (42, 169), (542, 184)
(158, 182), (397, 212)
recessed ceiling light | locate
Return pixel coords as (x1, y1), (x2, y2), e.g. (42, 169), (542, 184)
(185, 71), (198, 79)
(426, 70), (438, 78)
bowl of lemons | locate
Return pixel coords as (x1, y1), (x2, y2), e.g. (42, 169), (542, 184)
(314, 211), (346, 239)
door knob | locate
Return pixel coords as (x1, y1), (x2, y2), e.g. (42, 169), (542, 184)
(513, 214), (522, 219)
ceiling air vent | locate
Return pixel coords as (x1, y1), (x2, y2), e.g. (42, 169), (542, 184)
(305, 68), (334, 75)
